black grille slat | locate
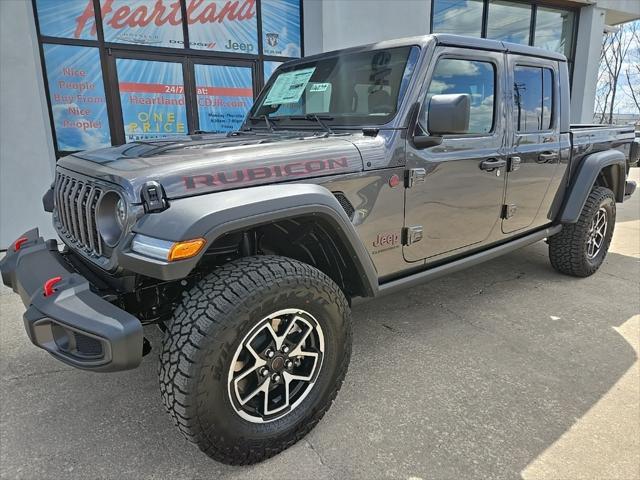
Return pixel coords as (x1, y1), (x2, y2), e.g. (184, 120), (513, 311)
(55, 173), (65, 231)
(92, 189), (103, 256)
(62, 177), (74, 235)
(76, 183), (89, 246)
(85, 187), (97, 252)
(56, 174), (65, 231)
(54, 173), (63, 213)
(69, 180), (82, 240)
(54, 171), (105, 258)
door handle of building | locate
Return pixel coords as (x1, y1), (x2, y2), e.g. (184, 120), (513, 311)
(480, 158), (507, 172)
(537, 151), (558, 163)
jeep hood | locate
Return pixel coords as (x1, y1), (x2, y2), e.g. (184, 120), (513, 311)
(57, 132), (365, 202)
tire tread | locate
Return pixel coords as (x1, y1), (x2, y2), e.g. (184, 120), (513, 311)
(549, 186), (615, 277)
(159, 255), (351, 465)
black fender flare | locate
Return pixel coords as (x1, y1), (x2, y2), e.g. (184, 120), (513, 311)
(120, 184), (378, 296)
(558, 149), (626, 224)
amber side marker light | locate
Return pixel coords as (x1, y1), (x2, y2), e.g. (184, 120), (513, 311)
(167, 238), (206, 261)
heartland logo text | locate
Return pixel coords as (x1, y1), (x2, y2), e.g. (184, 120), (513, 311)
(74, 0), (256, 39)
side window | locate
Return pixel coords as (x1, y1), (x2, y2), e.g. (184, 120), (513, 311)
(422, 58), (495, 135)
(513, 65), (555, 132)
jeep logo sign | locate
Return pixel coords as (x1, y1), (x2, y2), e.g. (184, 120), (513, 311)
(224, 40), (255, 52)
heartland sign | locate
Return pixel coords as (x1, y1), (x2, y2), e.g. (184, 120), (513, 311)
(74, 0), (256, 39)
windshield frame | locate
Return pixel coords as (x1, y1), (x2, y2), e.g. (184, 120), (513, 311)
(245, 44), (423, 131)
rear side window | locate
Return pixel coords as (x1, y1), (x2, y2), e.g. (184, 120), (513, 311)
(424, 58), (495, 135)
(513, 65), (554, 132)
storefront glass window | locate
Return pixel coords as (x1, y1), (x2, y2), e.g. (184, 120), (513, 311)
(486, 1), (531, 45)
(42, 44), (111, 151)
(101, 0), (184, 48)
(195, 64), (253, 132)
(116, 59), (187, 142)
(432, 0), (483, 37)
(35, 0), (97, 40)
(187, 0), (258, 53)
(264, 61), (283, 82)
(261, 0), (301, 57)
(534, 7), (575, 58)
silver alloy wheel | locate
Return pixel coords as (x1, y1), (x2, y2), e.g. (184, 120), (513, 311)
(586, 207), (608, 259)
(227, 309), (325, 423)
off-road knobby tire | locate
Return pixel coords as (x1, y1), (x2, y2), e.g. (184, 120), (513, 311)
(159, 255), (352, 465)
(548, 186), (616, 277)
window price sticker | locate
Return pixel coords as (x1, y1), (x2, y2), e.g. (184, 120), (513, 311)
(264, 67), (316, 105)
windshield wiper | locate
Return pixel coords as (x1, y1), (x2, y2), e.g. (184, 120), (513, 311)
(289, 114), (334, 136)
(248, 115), (279, 133)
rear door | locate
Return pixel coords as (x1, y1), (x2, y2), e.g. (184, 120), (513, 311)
(403, 47), (507, 263)
(502, 55), (561, 233)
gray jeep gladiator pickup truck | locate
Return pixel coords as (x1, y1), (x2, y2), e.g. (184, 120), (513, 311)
(1, 34), (636, 465)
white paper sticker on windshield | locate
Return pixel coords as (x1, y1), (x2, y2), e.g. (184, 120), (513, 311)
(264, 67), (316, 105)
(309, 82), (330, 92)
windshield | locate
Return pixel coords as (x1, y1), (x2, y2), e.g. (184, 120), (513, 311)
(250, 46), (420, 127)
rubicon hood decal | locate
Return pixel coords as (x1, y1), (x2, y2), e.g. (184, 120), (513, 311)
(183, 157), (350, 190)
(58, 133), (365, 200)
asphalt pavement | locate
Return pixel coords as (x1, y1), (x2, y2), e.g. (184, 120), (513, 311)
(1, 169), (638, 480)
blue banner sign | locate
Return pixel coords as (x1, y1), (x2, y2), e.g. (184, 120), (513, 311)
(195, 64), (253, 133)
(42, 44), (111, 151)
(36, 0), (260, 53)
(261, 0), (301, 57)
(116, 59), (188, 142)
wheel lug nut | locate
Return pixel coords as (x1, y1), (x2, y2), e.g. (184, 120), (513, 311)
(271, 373), (281, 382)
(282, 346), (290, 354)
(266, 349), (274, 358)
(285, 360), (293, 369)
(260, 367), (269, 376)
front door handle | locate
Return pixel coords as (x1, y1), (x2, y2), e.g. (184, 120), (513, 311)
(479, 158), (507, 172)
(537, 151), (558, 163)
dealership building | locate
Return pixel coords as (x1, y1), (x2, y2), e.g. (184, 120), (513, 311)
(1, 0), (639, 248)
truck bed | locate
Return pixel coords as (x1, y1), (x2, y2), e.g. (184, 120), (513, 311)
(570, 124), (635, 168)
(570, 124), (635, 152)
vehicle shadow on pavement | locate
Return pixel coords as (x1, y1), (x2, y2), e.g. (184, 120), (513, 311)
(1, 243), (638, 480)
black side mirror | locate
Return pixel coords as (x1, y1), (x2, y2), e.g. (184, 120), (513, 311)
(411, 93), (470, 150)
(413, 135), (443, 149)
(428, 93), (470, 135)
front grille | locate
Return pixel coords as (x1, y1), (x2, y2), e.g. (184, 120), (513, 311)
(54, 171), (104, 256)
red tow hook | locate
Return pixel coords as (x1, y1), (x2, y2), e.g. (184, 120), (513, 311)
(13, 237), (28, 252)
(43, 276), (62, 297)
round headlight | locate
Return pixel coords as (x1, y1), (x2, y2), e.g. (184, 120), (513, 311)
(96, 191), (126, 247)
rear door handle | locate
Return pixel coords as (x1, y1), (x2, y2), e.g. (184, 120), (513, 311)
(537, 151), (558, 163)
(480, 158), (507, 172)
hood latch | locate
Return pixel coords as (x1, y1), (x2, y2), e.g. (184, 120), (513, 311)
(141, 181), (167, 213)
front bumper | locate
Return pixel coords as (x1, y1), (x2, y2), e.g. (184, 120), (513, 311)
(1, 228), (143, 372)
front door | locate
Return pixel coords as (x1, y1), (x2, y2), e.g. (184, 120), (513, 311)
(502, 55), (561, 233)
(403, 48), (507, 263)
